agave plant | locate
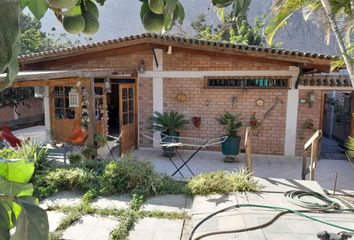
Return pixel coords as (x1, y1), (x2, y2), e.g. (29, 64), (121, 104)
(216, 112), (242, 138)
(152, 111), (189, 135)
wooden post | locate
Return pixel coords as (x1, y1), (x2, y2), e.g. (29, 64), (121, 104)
(351, 91), (354, 137)
(302, 130), (322, 181)
(244, 127), (253, 174)
(87, 77), (96, 147)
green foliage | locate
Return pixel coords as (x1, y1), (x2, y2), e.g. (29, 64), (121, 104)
(100, 155), (187, 196)
(0, 141), (50, 172)
(191, 13), (267, 46)
(0, 0), (20, 91)
(152, 111), (189, 135)
(68, 152), (84, 165)
(0, 157), (49, 239)
(187, 169), (261, 195)
(140, 0), (185, 32)
(32, 167), (97, 199)
(266, 0), (353, 46)
(216, 112), (242, 137)
(82, 146), (97, 160)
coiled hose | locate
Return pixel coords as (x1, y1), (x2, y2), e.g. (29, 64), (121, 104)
(188, 190), (354, 240)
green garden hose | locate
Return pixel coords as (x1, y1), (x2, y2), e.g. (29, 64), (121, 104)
(189, 191), (354, 240)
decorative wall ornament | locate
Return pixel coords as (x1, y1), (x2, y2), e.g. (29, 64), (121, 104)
(192, 117), (201, 128)
(176, 93), (187, 103)
(255, 99), (264, 107)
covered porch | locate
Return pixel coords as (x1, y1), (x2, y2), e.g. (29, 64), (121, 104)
(1, 70), (139, 156)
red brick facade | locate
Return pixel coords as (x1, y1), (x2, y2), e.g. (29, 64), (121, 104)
(163, 78), (287, 154)
(19, 44), (350, 156)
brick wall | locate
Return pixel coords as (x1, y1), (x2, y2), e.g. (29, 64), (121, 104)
(295, 90), (323, 155)
(138, 78), (153, 147)
(40, 50), (153, 73)
(163, 78), (288, 155)
(163, 52), (289, 71)
(0, 97), (44, 128)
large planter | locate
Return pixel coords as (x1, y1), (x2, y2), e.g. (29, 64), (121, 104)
(161, 131), (180, 157)
(221, 136), (241, 156)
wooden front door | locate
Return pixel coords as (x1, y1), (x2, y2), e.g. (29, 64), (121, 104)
(50, 85), (81, 141)
(119, 83), (136, 155)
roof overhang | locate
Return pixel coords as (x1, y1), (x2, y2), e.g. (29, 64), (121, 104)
(18, 33), (337, 72)
(298, 75), (353, 90)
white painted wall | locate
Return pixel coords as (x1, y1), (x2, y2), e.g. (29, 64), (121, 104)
(284, 66), (300, 156)
(152, 49), (164, 148)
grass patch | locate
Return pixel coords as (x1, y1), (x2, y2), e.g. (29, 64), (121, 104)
(187, 169), (261, 195)
(139, 210), (189, 220)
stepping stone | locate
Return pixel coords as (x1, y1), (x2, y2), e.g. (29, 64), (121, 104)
(40, 191), (82, 210)
(191, 193), (238, 215)
(46, 211), (66, 232)
(141, 194), (191, 213)
(62, 215), (120, 240)
(91, 194), (132, 209)
(129, 217), (184, 240)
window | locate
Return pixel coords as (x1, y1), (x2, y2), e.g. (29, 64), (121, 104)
(54, 86), (75, 119)
(122, 87), (134, 125)
(205, 76), (290, 89)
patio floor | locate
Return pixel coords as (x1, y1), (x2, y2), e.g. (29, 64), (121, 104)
(133, 148), (354, 192)
(11, 126), (354, 192)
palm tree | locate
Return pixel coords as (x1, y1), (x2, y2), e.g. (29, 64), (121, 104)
(265, 0), (354, 87)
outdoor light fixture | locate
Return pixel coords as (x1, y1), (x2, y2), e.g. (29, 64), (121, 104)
(105, 78), (112, 93)
(167, 46), (173, 55)
(68, 88), (79, 107)
(34, 86), (46, 98)
(137, 60), (145, 73)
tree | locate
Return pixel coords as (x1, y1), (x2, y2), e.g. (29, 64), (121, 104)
(191, 13), (266, 46)
(265, 0), (354, 86)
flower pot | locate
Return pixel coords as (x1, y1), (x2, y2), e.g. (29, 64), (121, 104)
(221, 136), (241, 156)
(161, 131), (180, 157)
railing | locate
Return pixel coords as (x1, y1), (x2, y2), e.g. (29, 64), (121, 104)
(302, 130), (322, 181)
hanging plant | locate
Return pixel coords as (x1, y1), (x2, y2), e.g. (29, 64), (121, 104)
(80, 86), (89, 128)
(0, 87), (34, 115)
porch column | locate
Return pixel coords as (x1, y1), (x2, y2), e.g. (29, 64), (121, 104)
(152, 49), (163, 148)
(284, 66), (300, 156)
(44, 86), (51, 141)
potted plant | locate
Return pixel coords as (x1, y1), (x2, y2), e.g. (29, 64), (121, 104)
(217, 112), (242, 159)
(152, 111), (189, 156)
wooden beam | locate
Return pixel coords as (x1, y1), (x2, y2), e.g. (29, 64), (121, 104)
(244, 127), (253, 174)
(86, 77), (96, 147)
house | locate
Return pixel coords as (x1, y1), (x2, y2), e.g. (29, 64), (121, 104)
(1, 33), (352, 156)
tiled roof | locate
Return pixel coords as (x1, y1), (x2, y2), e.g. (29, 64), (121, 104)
(19, 33), (338, 63)
(299, 75), (352, 88)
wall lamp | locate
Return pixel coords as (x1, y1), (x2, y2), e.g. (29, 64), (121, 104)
(137, 60), (146, 73)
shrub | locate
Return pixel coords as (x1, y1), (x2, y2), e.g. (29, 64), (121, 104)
(82, 147), (97, 160)
(100, 155), (187, 196)
(68, 153), (84, 165)
(32, 167), (97, 199)
(0, 141), (50, 171)
(187, 169), (261, 195)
